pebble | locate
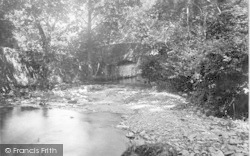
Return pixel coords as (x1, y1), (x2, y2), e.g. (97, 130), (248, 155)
(189, 152), (197, 156)
(227, 145), (239, 151)
(201, 151), (208, 156)
(209, 147), (224, 156)
(39, 102), (46, 105)
(193, 144), (201, 152)
(133, 138), (145, 146)
(12, 85), (249, 156)
(213, 142), (222, 149)
(229, 137), (243, 145)
(116, 123), (129, 129)
(224, 151), (235, 156)
(180, 150), (189, 156)
(187, 133), (197, 142)
(68, 99), (78, 104)
(142, 134), (151, 140)
(139, 130), (146, 136)
(126, 132), (135, 139)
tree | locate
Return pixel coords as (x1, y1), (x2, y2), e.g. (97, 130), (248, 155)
(72, 0), (141, 77)
(125, 0), (248, 118)
(193, 0), (248, 118)
(4, 0), (78, 87)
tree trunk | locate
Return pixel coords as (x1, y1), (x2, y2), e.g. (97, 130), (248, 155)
(186, 0), (191, 37)
(87, 0), (93, 77)
(36, 22), (49, 55)
(35, 21), (50, 87)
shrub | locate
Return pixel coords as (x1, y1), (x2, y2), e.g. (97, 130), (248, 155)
(191, 4), (248, 118)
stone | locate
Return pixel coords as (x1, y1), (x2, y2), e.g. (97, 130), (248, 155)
(142, 134), (151, 140)
(39, 102), (46, 105)
(201, 151), (208, 156)
(187, 133), (197, 142)
(226, 145), (238, 151)
(116, 123), (129, 130)
(139, 130), (146, 136)
(182, 93), (188, 97)
(180, 150), (190, 156)
(229, 137), (243, 145)
(157, 136), (164, 142)
(209, 147), (224, 156)
(193, 144), (201, 153)
(150, 135), (157, 141)
(68, 99), (78, 104)
(133, 138), (145, 146)
(189, 153), (196, 156)
(224, 151), (235, 156)
(212, 142), (221, 149)
(211, 150), (224, 156)
(126, 132), (135, 139)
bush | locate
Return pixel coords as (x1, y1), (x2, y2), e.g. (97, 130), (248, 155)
(191, 4), (248, 118)
(140, 1), (248, 119)
(140, 56), (193, 93)
(19, 50), (51, 89)
(192, 51), (248, 118)
(141, 57), (165, 82)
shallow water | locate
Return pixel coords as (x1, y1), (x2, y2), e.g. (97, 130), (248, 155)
(0, 106), (128, 156)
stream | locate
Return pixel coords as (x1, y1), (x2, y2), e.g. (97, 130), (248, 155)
(0, 106), (128, 156)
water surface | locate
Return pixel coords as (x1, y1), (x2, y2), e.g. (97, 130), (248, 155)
(0, 106), (128, 156)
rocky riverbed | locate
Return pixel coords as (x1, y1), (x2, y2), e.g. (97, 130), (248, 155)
(1, 84), (249, 156)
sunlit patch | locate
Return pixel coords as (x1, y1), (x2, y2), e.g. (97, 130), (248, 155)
(163, 104), (176, 109)
(149, 107), (164, 112)
(150, 92), (183, 100)
(129, 104), (152, 109)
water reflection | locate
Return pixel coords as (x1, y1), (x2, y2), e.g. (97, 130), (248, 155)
(0, 107), (128, 156)
(0, 107), (14, 133)
(118, 77), (137, 84)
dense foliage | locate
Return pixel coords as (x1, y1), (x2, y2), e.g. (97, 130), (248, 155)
(139, 0), (248, 118)
(0, 0), (248, 118)
(192, 3), (248, 118)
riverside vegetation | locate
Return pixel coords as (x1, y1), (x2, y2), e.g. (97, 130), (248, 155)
(0, 0), (248, 156)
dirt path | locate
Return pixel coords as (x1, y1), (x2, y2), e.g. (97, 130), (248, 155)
(4, 84), (249, 156)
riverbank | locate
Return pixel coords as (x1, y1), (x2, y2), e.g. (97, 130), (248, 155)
(1, 84), (248, 156)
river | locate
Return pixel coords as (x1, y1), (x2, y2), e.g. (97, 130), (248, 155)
(0, 106), (128, 156)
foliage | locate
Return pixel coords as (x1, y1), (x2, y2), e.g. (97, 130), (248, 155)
(141, 57), (164, 82)
(50, 54), (85, 83)
(0, 47), (29, 93)
(19, 50), (51, 89)
(0, 48), (16, 93)
(138, 0), (248, 118)
(191, 2), (248, 118)
(0, 2), (22, 93)
(3, 0), (84, 88)
(0, 17), (15, 48)
(0, 0), (248, 118)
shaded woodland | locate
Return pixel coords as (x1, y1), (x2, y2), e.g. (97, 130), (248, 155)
(0, 0), (248, 119)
